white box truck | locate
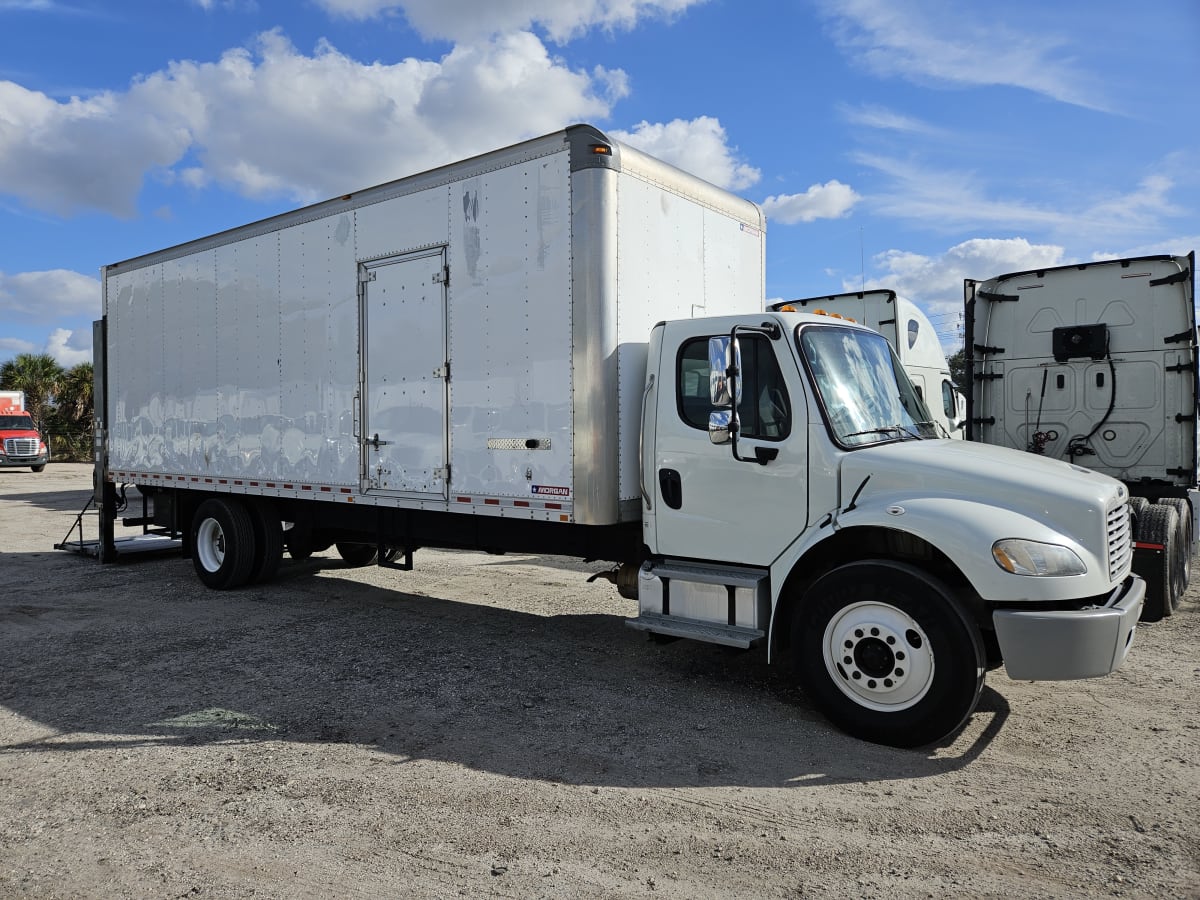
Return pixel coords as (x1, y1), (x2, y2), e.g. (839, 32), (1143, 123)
(771, 290), (964, 437)
(94, 125), (1144, 747)
(965, 253), (1196, 622)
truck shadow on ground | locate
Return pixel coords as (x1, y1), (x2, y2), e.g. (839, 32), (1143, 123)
(0, 550), (1011, 788)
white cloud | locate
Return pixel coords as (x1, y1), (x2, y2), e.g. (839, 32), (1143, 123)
(0, 269), (101, 320)
(856, 153), (1186, 242)
(44, 327), (90, 367)
(856, 238), (1068, 348)
(762, 181), (860, 225)
(314, 0), (707, 43)
(1090, 236), (1200, 261)
(816, 0), (1109, 111)
(838, 103), (945, 137)
(0, 336), (36, 356)
(610, 117), (759, 191)
(0, 29), (626, 215)
(0, 80), (192, 217)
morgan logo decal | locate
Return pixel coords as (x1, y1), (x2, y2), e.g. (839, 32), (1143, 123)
(531, 484), (570, 497)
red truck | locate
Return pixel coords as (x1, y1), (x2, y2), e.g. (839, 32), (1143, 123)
(0, 390), (50, 472)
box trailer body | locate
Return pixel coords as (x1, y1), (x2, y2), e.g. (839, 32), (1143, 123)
(965, 252), (1197, 620)
(101, 125), (763, 548)
(774, 290), (964, 437)
(95, 126), (1144, 748)
(0, 389), (50, 471)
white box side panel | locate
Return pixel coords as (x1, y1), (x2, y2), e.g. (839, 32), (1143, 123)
(109, 265), (169, 472)
(448, 153), (574, 500)
(613, 176), (765, 504)
(355, 189), (449, 262)
(276, 214), (360, 485)
(160, 252), (213, 472)
(108, 215), (360, 483)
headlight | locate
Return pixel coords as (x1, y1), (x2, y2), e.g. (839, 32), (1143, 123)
(992, 539), (1086, 576)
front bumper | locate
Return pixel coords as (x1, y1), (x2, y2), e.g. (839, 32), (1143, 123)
(0, 451), (50, 467)
(993, 574), (1145, 680)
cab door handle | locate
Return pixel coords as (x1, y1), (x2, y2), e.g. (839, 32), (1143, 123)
(658, 468), (682, 510)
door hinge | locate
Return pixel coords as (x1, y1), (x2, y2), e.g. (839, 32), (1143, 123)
(1166, 362), (1195, 373)
(974, 372), (1004, 381)
(433, 362), (450, 380)
(432, 265), (449, 286)
(359, 269), (377, 283)
(434, 465), (450, 482)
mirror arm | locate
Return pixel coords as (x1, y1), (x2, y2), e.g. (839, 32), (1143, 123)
(727, 323), (781, 466)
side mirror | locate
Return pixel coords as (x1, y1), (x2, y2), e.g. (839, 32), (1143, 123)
(708, 409), (731, 444)
(708, 335), (742, 407)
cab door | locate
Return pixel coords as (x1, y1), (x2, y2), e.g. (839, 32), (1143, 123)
(359, 248), (449, 497)
(648, 322), (809, 565)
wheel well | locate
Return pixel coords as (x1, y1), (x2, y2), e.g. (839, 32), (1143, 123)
(771, 525), (987, 661)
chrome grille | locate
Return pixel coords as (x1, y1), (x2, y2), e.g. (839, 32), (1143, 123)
(4, 438), (39, 456)
(1107, 501), (1132, 581)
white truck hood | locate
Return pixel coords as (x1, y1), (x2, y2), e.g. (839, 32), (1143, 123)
(839, 438), (1127, 553)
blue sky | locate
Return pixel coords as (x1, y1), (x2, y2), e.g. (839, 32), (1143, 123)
(1, 0), (1197, 367)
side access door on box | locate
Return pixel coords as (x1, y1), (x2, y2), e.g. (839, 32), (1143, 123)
(358, 247), (450, 498)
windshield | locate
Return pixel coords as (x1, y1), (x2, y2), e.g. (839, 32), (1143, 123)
(0, 415), (35, 430)
(799, 325), (937, 447)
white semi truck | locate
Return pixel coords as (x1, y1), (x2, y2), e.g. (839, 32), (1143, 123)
(773, 290), (964, 437)
(965, 253), (1196, 622)
(94, 125), (1143, 747)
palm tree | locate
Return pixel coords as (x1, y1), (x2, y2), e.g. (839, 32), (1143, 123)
(51, 362), (95, 459)
(0, 353), (63, 432)
(56, 361), (94, 428)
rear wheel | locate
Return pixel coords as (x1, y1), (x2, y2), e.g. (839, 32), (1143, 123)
(1138, 505), (1181, 621)
(247, 501), (284, 584)
(336, 542), (379, 567)
(793, 560), (984, 748)
(1157, 497), (1193, 594)
(191, 498), (256, 590)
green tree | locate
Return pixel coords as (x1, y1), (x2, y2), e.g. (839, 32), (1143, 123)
(0, 352), (63, 432)
(947, 348), (967, 397)
(49, 361), (95, 460)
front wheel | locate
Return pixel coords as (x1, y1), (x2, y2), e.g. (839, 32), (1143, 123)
(793, 560), (984, 748)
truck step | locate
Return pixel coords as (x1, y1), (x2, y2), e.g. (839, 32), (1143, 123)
(625, 612), (764, 649)
(644, 560), (766, 588)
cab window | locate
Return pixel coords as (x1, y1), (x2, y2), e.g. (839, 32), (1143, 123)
(677, 336), (791, 440)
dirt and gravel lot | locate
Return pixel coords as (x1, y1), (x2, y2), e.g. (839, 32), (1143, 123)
(1, 463), (1197, 899)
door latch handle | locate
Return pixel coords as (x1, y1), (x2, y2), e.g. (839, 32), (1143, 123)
(367, 433), (392, 450)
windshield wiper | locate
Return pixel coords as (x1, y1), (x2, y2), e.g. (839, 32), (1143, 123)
(843, 424), (924, 441)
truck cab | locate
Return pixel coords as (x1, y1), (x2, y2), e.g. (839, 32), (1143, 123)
(631, 310), (1143, 746)
(0, 394), (49, 472)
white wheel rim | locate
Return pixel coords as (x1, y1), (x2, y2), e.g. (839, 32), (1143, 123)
(196, 517), (226, 573)
(822, 601), (935, 712)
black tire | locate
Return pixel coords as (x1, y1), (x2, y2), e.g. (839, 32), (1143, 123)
(1157, 497), (1193, 581)
(246, 501), (283, 584)
(1139, 504), (1183, 621)
(793, 560), (985, 748)
(31, 465), (45, 473)
(1128, 496), (1151, 533)
(191, 498), (256, 590)
(336, 542), (378, 567)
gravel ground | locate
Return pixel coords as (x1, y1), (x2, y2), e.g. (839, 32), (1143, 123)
(1, 463), (1197, 899)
